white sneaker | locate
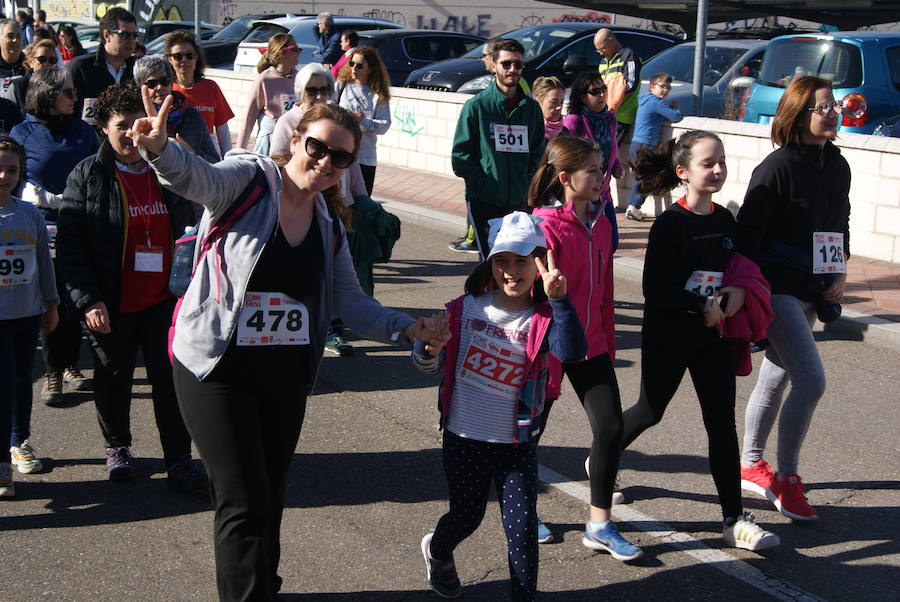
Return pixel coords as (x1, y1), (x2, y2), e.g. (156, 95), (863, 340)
(0, 463), (14, 497)
(10, 440), (43, 473)
(625, 206), (644, 221)
(584, 456), (626, 505)
(723, 512), (780, 551)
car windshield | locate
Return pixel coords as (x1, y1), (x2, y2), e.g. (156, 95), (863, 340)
(462, 26), (582, 62)
(643, 44), (749, 84)
(243, 23), (289, 44)
(213, 16), (257, 41)
(758, 38), (862, 88)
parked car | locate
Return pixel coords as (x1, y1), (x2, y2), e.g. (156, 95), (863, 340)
(48, 18), (97, 34)
(138, 21), (221, 43)
(144, 13), (290, 68)
(740, 32), (900, 134)
(873, 114), (900, 136)
(404, 23), (679, 93)
(638, 39), (767, 118)
(356, 29), (484, 86)
(233, 15), (403, 74)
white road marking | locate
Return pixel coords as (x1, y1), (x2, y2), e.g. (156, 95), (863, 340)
(538, 464), (826, 602)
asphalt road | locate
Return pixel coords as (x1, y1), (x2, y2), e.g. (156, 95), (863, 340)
(2, 220), (898, 601)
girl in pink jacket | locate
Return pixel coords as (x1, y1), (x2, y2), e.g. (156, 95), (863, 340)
(529, 135), (641, 562)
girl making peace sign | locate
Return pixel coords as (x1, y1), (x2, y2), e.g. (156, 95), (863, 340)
(414, 212), (586, 601)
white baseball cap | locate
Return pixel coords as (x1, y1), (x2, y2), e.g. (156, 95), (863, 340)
(487, 211), (546, 259)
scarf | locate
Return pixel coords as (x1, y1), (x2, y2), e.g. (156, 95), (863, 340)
(544, 118), (565, 140)
(582, 107), (612, 163)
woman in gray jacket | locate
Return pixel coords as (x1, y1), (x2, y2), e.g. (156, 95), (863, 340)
(130, 93), (440, 601)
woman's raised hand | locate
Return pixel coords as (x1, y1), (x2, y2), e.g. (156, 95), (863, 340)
(126, 85), (173, 156)
(535, 249), (567, 299)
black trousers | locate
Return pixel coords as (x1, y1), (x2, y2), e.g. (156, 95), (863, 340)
(41, 261), (82, 371)
(563, 353), (623, 509)
(621, 335), (742, 520)
(467, 201), (516, 261)
(173, 344), (310, 602)
(0, 315), (40, 458)
(90, 298), (190, 464)
(431, 431), (538, 601)
(360, 163), (376, 197)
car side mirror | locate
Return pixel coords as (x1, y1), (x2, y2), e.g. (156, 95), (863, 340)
(730, 76), (755, 90)
(563, 54), (586, 72)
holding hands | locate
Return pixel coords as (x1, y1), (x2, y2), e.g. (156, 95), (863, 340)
(404, 312), (452, 356)
(535, 249), (567, 299)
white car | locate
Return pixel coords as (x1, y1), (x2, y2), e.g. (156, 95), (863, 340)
(233, 15), (402, 74)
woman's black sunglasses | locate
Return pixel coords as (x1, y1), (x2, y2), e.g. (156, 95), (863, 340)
(304, 136), (355, 168)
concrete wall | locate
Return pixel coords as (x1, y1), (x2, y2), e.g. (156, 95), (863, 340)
(209, 69), (900, 264)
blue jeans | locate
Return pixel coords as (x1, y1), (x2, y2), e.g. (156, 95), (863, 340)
(0, 314), (41, 459)
(628, 141), (652, 209)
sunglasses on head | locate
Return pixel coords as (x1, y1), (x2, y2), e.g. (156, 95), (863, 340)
(304, 136), (355, 169)
(36, 54), (57, 65)
(348, 60), (366, 69)
(305, 85), (331, 97)
(585, 87), (606, 96)
(498, 59), (523, 70)
(144, 76), (171, 88)
(282, 44), (298, 52)
(108, 29), (139, 40)
(167, 51), (195, 62)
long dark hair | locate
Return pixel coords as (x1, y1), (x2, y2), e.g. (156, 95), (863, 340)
(567, 71), (605, 116)
(634, 130), (722, 196)
(464, 253), (548, 303)
(527, 135), (602, 208)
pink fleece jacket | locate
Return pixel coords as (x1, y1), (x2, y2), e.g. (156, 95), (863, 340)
(718, 252), (774, 376)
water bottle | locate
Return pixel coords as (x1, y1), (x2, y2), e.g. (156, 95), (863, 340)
(168, 225), (198, 297)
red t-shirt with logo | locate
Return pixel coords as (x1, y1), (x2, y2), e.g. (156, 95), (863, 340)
(173, 78), (234, 133)
(117, 167), (173, 312)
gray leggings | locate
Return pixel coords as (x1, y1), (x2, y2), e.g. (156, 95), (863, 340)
(742, 294), (826, 475)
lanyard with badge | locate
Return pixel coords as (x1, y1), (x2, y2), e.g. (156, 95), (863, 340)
(131, 170), (165, 273)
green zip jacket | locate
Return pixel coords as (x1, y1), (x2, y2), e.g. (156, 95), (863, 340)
(451, 83), (546, 209)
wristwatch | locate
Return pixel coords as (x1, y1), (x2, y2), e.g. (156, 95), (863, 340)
(704, 295), (716, 313)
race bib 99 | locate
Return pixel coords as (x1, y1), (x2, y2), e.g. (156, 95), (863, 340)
(237, 291), (310, 346)
(0, 244), (36, 286)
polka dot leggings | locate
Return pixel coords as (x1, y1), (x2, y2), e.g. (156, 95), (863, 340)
(430, 430), (538, 601)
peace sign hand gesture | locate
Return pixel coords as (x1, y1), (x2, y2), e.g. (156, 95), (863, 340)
(126, 85), (173, 156)
(535, 249), (567, 299)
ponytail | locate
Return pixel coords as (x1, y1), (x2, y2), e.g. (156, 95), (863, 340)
(257, 33), (295, 73)
(635, 130), (723, 196)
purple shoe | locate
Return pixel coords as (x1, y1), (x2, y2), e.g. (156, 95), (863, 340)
(105, 447), (135, 481)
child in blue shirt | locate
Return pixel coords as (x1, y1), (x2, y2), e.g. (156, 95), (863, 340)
(626, 73), (683, 221)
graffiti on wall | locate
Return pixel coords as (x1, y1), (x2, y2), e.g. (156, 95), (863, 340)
(362, 9), (406, 27)
(42, 0), (92, 19)
(415, 14), (491, 37)
(552, 11), (611, 24)
(219, 0), (236, 23)
(95, 0), (183, 21)
(94, 1), (126, 19)
(394, 103), (424, 137)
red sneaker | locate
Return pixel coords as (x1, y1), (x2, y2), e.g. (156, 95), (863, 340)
(768, 473), (818, 521)
(740, 459), (774, 498)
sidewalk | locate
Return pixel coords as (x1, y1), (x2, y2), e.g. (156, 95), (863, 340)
(375, 164), (900, 346)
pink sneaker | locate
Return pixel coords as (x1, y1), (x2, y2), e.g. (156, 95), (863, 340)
(768, 473), (818, 521)
(740, 459), (774, 498)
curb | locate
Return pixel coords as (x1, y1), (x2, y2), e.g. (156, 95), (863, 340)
(377, 197), (900, 352)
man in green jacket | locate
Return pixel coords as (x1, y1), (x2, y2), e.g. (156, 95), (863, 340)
(451, 39), (545, 259)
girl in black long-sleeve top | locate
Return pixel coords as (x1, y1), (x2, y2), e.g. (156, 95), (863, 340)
(737, 76), (851, 523)
(622, 130), (780, 552)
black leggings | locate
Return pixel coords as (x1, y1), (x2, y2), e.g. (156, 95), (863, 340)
(173, 345), (310, 602)
(621, 336), (742, 520)
(563, 353), (623, 509)
(430, 431), (538, 601)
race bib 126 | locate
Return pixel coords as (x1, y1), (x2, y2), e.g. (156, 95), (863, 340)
(813, 232), (846, 274)
(237, 291), (310, 346)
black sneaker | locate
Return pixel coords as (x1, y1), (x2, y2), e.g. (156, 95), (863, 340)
(105, 446), (136, 481)
(447, 239), (479, 254)
(420, 533), (462, 599)
(167, 455), (209, 496)
(40, 371), (64, 406)
(325, 336), (354, 357)
(63, 366), (93, 390)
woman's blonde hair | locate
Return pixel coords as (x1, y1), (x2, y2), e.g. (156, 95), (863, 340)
(336, 46), (391, 102)
(257, 33), (296, 73)
(25, 40), (56, 68)
(532, 76), (564, 104)
(770, 75), (834, 148)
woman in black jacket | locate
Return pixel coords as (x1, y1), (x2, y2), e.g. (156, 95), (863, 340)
(736, 76), (851, 522)
(56, 83), (203, 492)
